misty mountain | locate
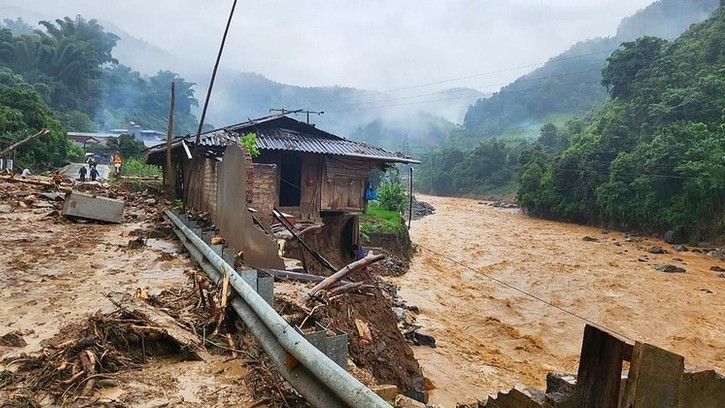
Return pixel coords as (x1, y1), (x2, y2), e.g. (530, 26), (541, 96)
(102, 19), (480, 140)
(462, 0), (720, 141)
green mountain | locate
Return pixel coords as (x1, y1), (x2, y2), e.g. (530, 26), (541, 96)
(462, 0), (719, 141)
(518, 4), (725, 241)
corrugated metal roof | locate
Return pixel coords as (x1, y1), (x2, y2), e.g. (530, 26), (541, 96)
(149, 115), (419, 164)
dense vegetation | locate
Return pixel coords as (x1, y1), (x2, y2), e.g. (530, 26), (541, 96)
(518, 7), (725, 241)
(0, 16), (199, 170)
(416, 0), (720, 200)
(462, 0), (718, 141)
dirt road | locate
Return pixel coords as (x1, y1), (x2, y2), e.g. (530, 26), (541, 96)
(396, 195), (725, 406)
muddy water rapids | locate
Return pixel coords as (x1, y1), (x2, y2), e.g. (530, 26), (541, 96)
(395, 195), (725, 406)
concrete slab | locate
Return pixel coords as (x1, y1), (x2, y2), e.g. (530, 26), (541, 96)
(62, 190), (124, 223)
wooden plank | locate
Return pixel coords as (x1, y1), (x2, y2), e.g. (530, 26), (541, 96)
(109, 294), (212, 362)
(574, 324), (625, 408)
(299, 155), (321, 221)
(622, 342), (684, 408)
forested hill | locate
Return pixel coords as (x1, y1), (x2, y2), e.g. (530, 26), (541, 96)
(461, 0), (719, 141)
(518, 5), (725, 241)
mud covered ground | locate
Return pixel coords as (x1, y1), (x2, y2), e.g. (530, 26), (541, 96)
(0, 179), (261, 407)
(396, 195), (725, 406)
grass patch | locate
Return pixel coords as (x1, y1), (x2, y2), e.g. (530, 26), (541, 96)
(119, 158), (162, 177)
(360, 202), (407, 242)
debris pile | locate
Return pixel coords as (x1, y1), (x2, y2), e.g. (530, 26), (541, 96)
(404, 196), (436, 220)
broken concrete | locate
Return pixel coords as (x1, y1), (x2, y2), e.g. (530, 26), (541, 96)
(62, 190), (124, 223)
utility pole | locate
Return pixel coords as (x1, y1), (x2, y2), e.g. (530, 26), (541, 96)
(165, 82), (176, 194)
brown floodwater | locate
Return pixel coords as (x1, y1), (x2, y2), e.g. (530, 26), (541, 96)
(395, 195), (725, 407)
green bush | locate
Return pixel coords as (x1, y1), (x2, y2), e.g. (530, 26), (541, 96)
(119, 158), (162, 177)
(378, 182), (408, 213)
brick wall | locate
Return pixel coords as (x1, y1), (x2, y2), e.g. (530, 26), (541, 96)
(251, 163), (278, 225)
(203, 159), (218, 217)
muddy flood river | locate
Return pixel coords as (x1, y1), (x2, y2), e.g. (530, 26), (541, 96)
(395, 195), (725, 406)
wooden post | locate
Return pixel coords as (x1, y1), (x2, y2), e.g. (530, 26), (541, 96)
(574, 324), (626, 408)
(622, 342), (684, 408)
(165, 82), (176, 193)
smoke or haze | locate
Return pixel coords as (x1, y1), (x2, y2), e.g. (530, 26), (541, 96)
(2, 0), (656, 93)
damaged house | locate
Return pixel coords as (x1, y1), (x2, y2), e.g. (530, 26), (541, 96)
(146, 114), (418, 267)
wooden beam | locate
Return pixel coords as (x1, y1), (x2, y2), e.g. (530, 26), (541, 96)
(622, 342), (684, 408)
(574, 324), (626, 408)
(0, 129), (49, 158)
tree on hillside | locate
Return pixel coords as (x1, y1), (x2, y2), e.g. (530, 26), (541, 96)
(601, 36), (668, 99)
(0, 66), (78, 170)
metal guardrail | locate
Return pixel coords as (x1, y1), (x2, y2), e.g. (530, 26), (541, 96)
(164, 210), (389, 408)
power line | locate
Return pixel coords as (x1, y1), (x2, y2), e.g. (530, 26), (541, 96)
(415, 243), (637, 342)
(319, 68), (601, 112)
(307, 48), (617, 107)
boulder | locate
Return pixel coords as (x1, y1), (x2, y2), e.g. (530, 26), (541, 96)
(710, 266), (725, 272)
(647, 246), (666, 254)
(655, 264), (686, 273)
(582, 236), (599, 242)
(0, 204), (13, 213)
(675, 244), (689, 252)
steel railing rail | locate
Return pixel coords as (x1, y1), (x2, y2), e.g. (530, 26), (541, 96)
(164, 210), (389, 407)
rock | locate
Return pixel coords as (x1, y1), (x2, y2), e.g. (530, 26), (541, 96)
(655, 264), (686, 273)
(143, 198), (157, 205)
(718, 274), (725, 279)
(675, 244), (689, 252)
(406, 304), (420, 314)
(700, 288), (713, 294)
(0, 332), (27, 347)
(710, 266), (725, 272)
(624, 238), (633, 243)
(394, 394), (426, 408)
(637, 258), (648, 263)
(0, 204), (13, 213)
(17, 201), (27, 208)
(371, 385), (399, 402)
(647, 246), (666, 254)
(392, 307), (406, 321)
(582, 236), (599, 242)
(664, 230), (679, 244)
(672, 258), (683, 262)
(613, 241), (622, 246)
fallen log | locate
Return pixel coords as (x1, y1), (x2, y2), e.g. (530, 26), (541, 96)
(329, 281), (366, 296)
(108, 294), (212, 362)
(305, 252), (385, 300)
(0, 128), (49, 158)
(79, 350), (97, 396)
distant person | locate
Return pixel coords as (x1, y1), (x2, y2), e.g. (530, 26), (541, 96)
(89, 166), (99, 182)
(20, 168), (32, 179)
(78, 165), (88, 182)
(52, 171), (63, 191)
(113, 154), (123, 175)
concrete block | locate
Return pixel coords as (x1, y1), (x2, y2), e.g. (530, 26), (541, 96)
(677, 366), (725, 408)
(210, 244), (223, 257)
(239, 269), (257, 291)
(326, 330), (348, 369)
(256, 274), (274, 306)
(62, 191), (124, 223)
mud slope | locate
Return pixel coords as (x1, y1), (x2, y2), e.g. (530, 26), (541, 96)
(396, 195), (725, 407)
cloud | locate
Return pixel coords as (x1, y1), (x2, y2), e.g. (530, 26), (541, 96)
(1, 0), (656, 92)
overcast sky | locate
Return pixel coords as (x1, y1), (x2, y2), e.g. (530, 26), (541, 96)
(2, 0), (656, 92)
